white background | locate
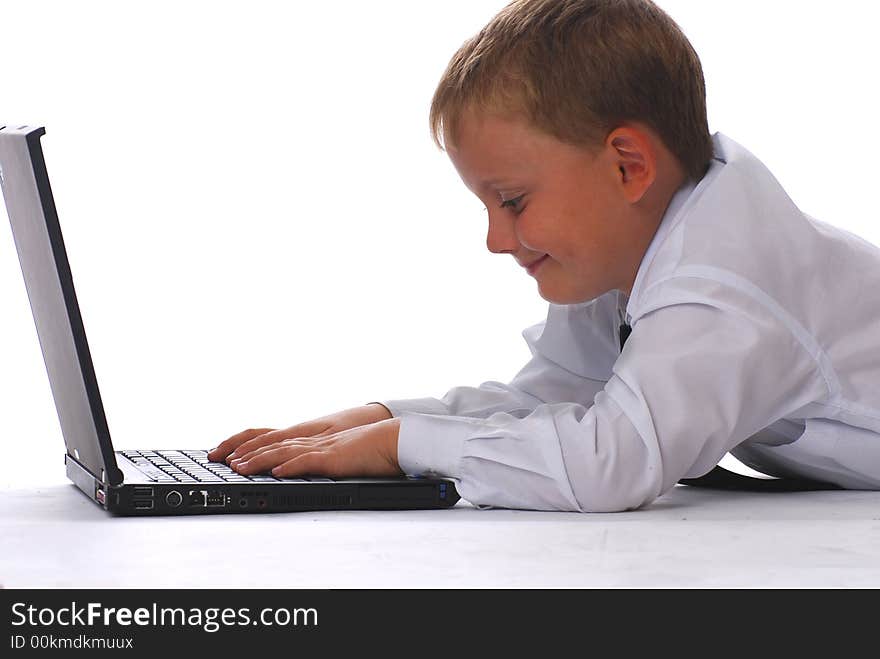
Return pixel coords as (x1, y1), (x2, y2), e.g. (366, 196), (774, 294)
(1, 0), (877, 488)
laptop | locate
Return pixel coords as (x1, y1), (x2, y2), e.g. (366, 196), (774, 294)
(0, 124), (460, 515)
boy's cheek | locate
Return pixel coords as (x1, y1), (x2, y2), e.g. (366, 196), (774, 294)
(515, 223), (553, 255)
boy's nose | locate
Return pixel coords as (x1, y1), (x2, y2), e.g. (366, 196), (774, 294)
(486, 212), (519, 255)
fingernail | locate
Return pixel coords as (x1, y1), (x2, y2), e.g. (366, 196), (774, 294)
(271, 468), (281, 476)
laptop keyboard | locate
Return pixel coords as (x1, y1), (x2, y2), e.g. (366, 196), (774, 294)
(119, 449), (335, 484)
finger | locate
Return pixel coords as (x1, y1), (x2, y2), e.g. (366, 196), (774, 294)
(227, 420), (334, 462)
(232, 437), (314, 464)
(207, 427), (272, 461)
(233, 444), (307, 475)
(207, 428), (275, 462)
(225, 429), (297, 463)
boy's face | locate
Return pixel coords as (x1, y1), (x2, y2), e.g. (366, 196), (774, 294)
(446, 109), (664, 305)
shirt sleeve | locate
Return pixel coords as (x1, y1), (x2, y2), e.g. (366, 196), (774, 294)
(374, 292), (623, 421)
(394, 278), (829, 512)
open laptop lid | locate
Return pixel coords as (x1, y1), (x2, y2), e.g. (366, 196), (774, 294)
(0, 125), (123, 486)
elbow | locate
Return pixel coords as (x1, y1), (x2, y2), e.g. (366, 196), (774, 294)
(573, 488), (660, 513)
(567, 460), (665, 513)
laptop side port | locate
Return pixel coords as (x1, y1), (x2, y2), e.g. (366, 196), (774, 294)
(188, 490), (207, 507)
(165, 490), (183, 508)
(132, 485), (155, 511)
(187, 490), (226, 508)
(205, 491), (225, 507)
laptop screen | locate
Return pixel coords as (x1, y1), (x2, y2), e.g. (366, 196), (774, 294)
(0, 126), (122, 485)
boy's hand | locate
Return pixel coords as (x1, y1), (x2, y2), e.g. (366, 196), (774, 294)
(226, 418), (403, 478)
(207, 403), (393, 464)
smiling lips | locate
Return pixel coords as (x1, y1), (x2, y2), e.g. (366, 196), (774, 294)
(524, 255), (549, 275)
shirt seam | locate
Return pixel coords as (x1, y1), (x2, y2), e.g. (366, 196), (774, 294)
(636, 267), (841, 401)
(804, 400), (880, 423)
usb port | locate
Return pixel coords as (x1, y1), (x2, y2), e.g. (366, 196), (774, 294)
(133, 486), (154, 497)
(133, 500), (154, 510)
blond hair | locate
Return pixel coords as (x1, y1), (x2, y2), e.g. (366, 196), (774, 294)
(430, 0), (713, 182)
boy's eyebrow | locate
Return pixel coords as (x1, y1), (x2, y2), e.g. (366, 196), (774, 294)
(480, 177), (520, 190)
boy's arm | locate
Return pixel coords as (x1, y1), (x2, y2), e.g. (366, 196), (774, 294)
(221, 296), (621, 481)
(393, 279), (828, 512)
(375, 293), (622, 421)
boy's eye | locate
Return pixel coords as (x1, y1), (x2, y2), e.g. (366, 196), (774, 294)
(499, 195), (525, 211)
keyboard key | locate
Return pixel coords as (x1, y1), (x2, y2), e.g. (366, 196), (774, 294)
(195, 475), (225, 483)
(129, 449), (285, 485)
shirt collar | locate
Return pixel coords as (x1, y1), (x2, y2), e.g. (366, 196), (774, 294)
(623, 133), (729, 323)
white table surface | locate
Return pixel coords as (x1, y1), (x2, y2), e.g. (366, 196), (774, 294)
(3, 481), (880, 588)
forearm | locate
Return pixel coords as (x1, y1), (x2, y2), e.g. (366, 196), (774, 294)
(395, 394), (661, 513)
(379, 352), (608, 422)
(394, 284), (828, 512)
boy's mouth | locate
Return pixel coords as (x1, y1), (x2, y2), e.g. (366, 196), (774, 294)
(525, 255), (549, 275)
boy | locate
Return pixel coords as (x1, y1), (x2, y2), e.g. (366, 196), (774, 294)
(208, 0), (880, 512)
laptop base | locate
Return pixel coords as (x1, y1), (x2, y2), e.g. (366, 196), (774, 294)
(66, 452), (459, 516)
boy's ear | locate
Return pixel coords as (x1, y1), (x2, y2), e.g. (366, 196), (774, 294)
(607, 125), (657, 204)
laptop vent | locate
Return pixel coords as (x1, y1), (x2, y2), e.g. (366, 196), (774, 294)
(271, 494), (353, 508)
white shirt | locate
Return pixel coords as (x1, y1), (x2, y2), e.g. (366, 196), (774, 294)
(379, 132), (880, 512)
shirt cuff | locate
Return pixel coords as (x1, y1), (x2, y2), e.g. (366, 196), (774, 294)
(368, 398), (450, 418)
(396, 412), (488, 478)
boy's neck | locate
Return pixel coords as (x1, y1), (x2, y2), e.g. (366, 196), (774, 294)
(618, 165), (689, 298)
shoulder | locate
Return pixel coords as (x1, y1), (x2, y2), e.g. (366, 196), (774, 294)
(631, 133), (823, 323)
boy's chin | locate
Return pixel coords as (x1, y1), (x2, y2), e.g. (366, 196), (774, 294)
(537, 282), (606, 306)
